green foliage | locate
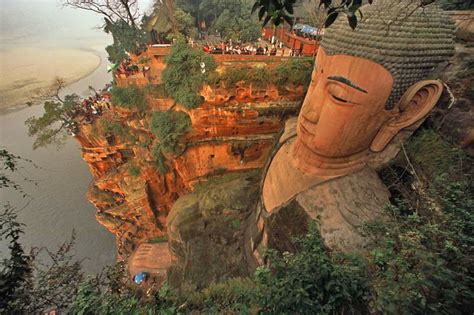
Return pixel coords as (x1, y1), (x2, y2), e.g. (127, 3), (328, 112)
(104, 20), (149, 64)
(71, 277), (146, 314)
(256, 223), (371, 314)
(100, 119), (125, 137)
(151, 143), (169, 175)
(162, 38), (216, 109)
(436, 0), (474, 10)
(273, 57), (314, 88)
(127, 163), (140, 177)
(230, 219), (241, 229)
(0, 207), (83, 314)
(252, 0), (371, 29)
(110, 86), (147, 112)
(25, 93), (79, 149)
(174, 7), (197, 37)
(186, 277), (256, 313)
(150, 110), (191, 155)
(369, 128), (474, 314)
(27, 233), (84, 312)
(209, 58), (314, 91)
(365, 198), (474, 314)
(0, 149), (30, 196)
(71, 277), (178, 314)
(144, 84), (169, 99)
(100, 118), (138, 145)
(139, 133), (153, 149)
(405, 129), (470, 181)
(147, 235), (168, 243)
(150, 109), (191, 175)
(212, 0), (261, 42)
(0, 204), (32, 314)
(175, 0), (260, 41)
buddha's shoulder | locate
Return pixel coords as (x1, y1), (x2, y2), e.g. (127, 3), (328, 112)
(279, 117), (298, 144)
(265, 167), (391, 252)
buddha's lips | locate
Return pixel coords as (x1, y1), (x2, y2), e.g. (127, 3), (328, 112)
(299, 116), (318, 136)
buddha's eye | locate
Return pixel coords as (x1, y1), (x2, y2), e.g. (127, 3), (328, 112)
(327, 82), (354, 105)
(331, 94), (348, 103)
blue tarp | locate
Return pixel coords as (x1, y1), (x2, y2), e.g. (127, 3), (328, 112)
(133, 272), (148, 284)
(293, 24), (320, 35)
(293, 24), (304, 30)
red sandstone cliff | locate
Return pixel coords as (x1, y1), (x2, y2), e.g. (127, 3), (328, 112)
(75, 51), (307, 258)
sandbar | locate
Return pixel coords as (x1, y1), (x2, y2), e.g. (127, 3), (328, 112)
(0, 47), (101, 110)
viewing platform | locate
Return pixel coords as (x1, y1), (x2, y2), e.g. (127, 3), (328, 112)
(115, 42), (316, 88)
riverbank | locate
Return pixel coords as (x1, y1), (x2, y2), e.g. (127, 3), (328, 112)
(0, 49), (116, 275)
(0, 47), (102, 114)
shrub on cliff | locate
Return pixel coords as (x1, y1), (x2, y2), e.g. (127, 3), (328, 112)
(273, 57), (314, 89)
(150, 110), (191, 174)
(127, 163), (140, 177)
(143, 84), (169, 99)
(150, 110), (191, 155)
(100, 118), (138, 144)
(255, 223), (371, 314)
(369, 128), (474, 313)
(25, 78), (80, 150)
(206, 58), (314, 90)
(161, 38), (216, 109)
(110, 86), (147, 113)
(104, 19), (149, 64)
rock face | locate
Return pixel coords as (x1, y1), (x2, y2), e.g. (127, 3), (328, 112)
(75, 57), (306, 259)
(167, 172), (260, 288)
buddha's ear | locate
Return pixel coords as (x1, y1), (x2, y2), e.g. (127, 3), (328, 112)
(371, 80), (443, 152)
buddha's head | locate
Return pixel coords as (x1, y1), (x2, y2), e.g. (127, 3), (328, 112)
(294, 0), (455, 172)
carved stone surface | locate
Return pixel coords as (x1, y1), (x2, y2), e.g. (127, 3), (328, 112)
(253, 0), (456, 263)
(167, 173), (259, 288)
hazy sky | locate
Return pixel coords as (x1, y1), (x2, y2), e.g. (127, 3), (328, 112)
(0, 0), (154, 50)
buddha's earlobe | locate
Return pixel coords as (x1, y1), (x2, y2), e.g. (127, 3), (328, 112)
(370, 80), (444, 152)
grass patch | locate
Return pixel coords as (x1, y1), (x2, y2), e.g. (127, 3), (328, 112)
(110, 85), (147, 112)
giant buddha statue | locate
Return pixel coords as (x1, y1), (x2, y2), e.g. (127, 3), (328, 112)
(249, 0), (455, 262)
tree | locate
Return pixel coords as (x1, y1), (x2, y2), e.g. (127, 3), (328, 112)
(174, 0), (261, 40)
(0, 205), (33, 314)
(61, 0), (141, 27)
(63, 0), (149, 63)
(162, 37), (216, 109)
(252, 0), (439, 29)
(26, 234), (84, 313)
(212, 1), (262, 42)
(25, 78), (79, 150)
(301, 0), (326, 28)
(105, 19), (149, 63)
(0, 149), (31, 197)
(174, 7), (198, 37)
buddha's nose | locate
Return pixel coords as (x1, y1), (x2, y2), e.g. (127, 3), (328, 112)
(301, 99), (322, 125)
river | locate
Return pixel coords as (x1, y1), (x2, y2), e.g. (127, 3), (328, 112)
(0, 0), (126, 274)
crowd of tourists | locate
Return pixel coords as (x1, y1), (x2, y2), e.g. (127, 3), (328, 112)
(200, 37), (309, 57)
(202, 40), (295, 57)
(64, 87), (113, 136)
(115, 57), (151, 78)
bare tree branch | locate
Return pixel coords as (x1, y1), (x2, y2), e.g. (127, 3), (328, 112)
(61, 0), (140, 27)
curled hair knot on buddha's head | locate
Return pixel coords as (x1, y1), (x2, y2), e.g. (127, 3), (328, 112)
(321, 0), (455, 109)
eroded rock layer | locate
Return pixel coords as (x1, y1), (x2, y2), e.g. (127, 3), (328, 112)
(76, 61), (306, 258)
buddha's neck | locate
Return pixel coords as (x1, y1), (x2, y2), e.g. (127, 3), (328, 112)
(291, 138), (370, 177)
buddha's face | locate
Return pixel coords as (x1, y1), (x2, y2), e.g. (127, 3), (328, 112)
(297, 48), (394, 158)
